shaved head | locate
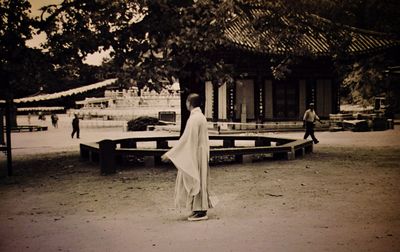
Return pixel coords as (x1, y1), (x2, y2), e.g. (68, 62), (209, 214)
(186, 93), (201, 108)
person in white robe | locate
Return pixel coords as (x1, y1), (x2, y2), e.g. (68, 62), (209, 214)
(161, 93), (217, 221)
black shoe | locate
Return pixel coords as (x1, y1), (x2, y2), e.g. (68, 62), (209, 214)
(188, 212), (208, 221)
(188, 212), (197, 219)
(314, 140), (319, 144)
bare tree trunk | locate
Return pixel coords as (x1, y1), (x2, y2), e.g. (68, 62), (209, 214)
(5, 99), (13, 176)
(0, 107), (4, 145)
(10, 103), (17, 127)
(179, 65), (205, 135)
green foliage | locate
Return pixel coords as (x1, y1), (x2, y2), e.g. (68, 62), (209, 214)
(38, 0), (244, 91)
(0, 0), (34, 99)
(300, 0), (400, 37)
(127, 116), (165, 131)
(0, 0), (99, 99)
(31, 0), (399, 107)
(296, 0), (399, 105)
(342, 54), (392, 106)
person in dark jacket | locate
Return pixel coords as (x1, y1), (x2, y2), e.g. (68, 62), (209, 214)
(71, 114), (80, 139)
(51, 113), (59, 128)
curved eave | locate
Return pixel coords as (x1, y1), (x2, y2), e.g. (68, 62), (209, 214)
(224, 30), (399, 57)
(224, 6), (400, 58)
(12, 78), (118, 104)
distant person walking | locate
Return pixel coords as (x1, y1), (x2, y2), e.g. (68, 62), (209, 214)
(51, 113), (59, 128)
(161, 93), (217, 221)
(38, 111), (45, 121)
(71, 114), (80, 139)
(303, 103), (321, 144)
(27, 113), (31, 125)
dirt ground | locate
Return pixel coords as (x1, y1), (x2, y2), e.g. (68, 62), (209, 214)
(0, 117), (399, 252)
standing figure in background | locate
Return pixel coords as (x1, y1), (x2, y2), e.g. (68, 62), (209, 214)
(51, 113), (59, 128)
(162, 93), (217, 221)
(303, 103), (321, 144)
(71, 114), (80, 139)
(27, 113), (31, 125)
(38, 111), (45, 120)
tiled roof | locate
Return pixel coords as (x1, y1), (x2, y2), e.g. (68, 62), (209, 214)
(17, 106), (65, 111)
(384, 66), (400, 75)
(2, 78), (117, 104)
(224, 7), (399, 56)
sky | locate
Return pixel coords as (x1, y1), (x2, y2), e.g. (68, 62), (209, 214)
(26, 0), (110, 66)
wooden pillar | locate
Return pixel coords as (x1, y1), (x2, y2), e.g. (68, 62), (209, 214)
(306, 79), (316, 106)
(155, 140), (169, 165)
(156, 140), (169, 149)
(5, 100), (12, 176)
(121, 139), (137, 148)
(222, 139), (242, 162)
(80, 145), (89, 161)
(119, 139), (137, 165)
(306, 143), (314, 153)
(265, 80), (273, 120)
(0, 107), (4, 145)
(205, 81), (213, 119)
(223, 139), (234, 148)
(333, 76), (340, 114)
(212, 81), (219, 124)
(9, 102), (17, 128)
(287, 150), (295, 160)
(227, 81), (235, 122)
(254, 76), (264, 126)
(299, 80), (307, 119)
(255, 138), (271, 147)
(99, 140), (116, 175)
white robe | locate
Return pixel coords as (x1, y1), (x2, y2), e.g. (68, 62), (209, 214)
(165, 107), (217, 210)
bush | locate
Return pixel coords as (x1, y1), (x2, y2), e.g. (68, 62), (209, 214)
(127, 116), (165, 131)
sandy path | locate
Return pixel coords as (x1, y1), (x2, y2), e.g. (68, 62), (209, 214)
(0, 116), (399, 252)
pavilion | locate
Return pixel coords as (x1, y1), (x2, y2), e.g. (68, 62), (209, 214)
(204, 6), (399, 123)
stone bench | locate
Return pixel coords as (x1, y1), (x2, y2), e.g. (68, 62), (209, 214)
(80, 135), (313, 175)
(5, 125), (48, 132)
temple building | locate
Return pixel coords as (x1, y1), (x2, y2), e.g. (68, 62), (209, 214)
(204, 7), (399, 123)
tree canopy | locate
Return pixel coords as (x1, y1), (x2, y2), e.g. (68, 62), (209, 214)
(302, 0), (400, 37)
(0, 0), (106, 100)
(1, 0), (37, 99)
(2, 0), (398, 106)
(38, 0), (243, 92)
